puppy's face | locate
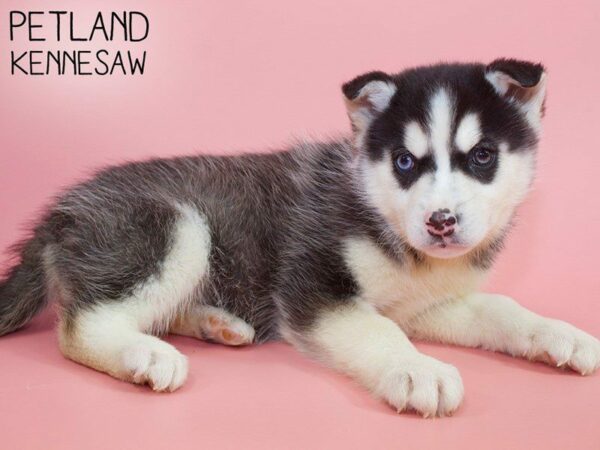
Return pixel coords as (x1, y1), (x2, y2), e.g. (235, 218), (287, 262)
(344, 59), (546, 260)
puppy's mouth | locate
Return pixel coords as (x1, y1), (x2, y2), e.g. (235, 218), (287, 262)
(421, 235), (472, 259)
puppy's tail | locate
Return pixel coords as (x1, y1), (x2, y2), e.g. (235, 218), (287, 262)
(0, 233), (48, 336)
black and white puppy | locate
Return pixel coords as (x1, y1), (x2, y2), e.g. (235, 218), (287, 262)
(1, 59), (598, 417)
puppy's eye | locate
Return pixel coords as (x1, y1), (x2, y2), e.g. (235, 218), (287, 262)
(395, 153), (415, 172)
(469, 146), (497, 169)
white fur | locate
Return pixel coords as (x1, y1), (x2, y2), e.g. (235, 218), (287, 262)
(311, 301), (463, 416)
(334, 76), (600, 415)
(359, 87), (536, 259)
(454, 112), (481, 153)
(403, 121), (429, 158)
(59, 204), (211, 391)
(360, 152), (406, 231)
(405, 293), (600, 375)
(428, 88), (453, 177)
(343, 237), (485, 324)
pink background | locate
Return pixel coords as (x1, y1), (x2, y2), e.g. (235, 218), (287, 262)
(1, 0), (599, 449)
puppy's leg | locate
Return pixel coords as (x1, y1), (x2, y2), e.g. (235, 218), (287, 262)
(405, 293), (600, 375)
(57, 204), (211, 391)
(285, 300), (464, 417)
(170, 305), (255, 346)
(59, 307), (189, 392)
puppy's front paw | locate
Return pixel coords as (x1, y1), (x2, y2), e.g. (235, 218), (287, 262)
(375, 355), (464, 417)
(526, 320), (600, 375)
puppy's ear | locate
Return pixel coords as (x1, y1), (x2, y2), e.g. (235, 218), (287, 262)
(485, 58), (547, 131)
(342, 71), (396, 146)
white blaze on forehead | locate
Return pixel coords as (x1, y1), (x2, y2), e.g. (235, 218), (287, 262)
(403, 121), (429, 158)
(454, 112), (482, 153)
(428, 88), (454, 172)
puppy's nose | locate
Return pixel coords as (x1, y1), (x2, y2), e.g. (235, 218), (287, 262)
(426, 208), (457, 237)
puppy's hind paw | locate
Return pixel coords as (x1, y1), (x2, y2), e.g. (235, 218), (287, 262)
(122, 340), (188, 392)
(201, 309), (255, 346)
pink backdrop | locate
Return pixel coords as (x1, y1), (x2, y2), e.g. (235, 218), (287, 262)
(1, 0), (599, 449)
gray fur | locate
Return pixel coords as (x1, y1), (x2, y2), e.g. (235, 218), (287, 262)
(0, 61), (532, 343)
(0, 137), (498, 340)
(0, 235), (48, 335)
(1, 139), (402, 340)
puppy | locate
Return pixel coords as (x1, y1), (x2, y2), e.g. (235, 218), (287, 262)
(1, 58), (598, 417)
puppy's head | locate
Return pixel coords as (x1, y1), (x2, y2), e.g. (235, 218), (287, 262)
(343, 59), (546, 260)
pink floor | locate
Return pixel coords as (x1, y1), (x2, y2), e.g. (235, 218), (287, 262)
(1, 309), (598, 450)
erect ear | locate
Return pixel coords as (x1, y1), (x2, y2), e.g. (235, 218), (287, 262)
(485, 58), (547, 131)
(342, 71), (397, 144)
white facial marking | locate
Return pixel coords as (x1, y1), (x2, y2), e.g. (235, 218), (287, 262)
(403, 121), (429, 158)
(428, 89), (453, 174)
(454, 113), (482, 153)
(360, 152), (404, 227)
(357, 83), (538, 262)
(423, 88), (455, 221)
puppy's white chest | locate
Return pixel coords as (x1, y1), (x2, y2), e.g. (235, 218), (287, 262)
(343, 237), (485, 324)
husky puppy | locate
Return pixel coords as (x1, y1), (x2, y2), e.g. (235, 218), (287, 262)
(1, 59), (598, 417)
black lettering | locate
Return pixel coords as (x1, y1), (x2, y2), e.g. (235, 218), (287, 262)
(89, 12), (109, 41)
(110, 12), (127, 41)
(46, 50), (61, 75)
(49, 11), (67, 41)
(29, 50), (43, 75)
(28, 11), (45, 41)
(78, 50), (92, 75)
(128, 51), (146, 75)
(110, 51), (126, 75)
(63, 50), (77, 75)
(9, 11), (26, 41)
(129, 12), (149, 42)
(11, 51), (28, 75)
(69, 11), (87, 41)
(95, 50), (110, 75)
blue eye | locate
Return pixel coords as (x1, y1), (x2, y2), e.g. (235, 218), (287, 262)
(395, 153), (415, 172)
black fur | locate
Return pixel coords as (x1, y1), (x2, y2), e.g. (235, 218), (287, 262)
(0, 60), (542, 342)
(451, 148), (499, 184)
(487, 58), (545, 88)
(0, 141), (401, 341)
(362, 62), (539, 169)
